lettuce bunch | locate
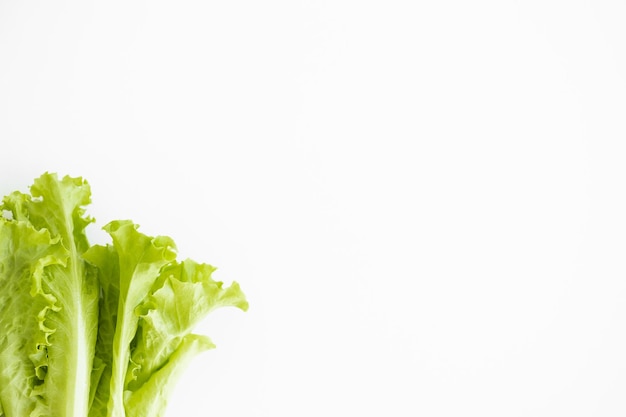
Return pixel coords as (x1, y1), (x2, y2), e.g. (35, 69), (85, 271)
(0, 173), (247, 417)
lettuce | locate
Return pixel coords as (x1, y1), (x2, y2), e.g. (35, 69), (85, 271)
(0, 173), (248, 417)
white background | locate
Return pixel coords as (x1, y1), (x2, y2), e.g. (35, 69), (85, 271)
(1, 1), (626, 416)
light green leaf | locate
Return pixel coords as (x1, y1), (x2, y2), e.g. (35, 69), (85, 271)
(0, 173), (99, 417)
(124, 335), (215, 417)
(1, 173), (248, 417)
(83, 220), (176, 417)
(126, 259), (248, 392)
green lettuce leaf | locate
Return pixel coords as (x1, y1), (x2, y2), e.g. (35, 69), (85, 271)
(124, 259), (248, 416)
(0, 173), (99, 417)
(84, 222), (247, 417)
(127, 259), (248, 391)
(124, 335), (215, 417)
(0, 173), (247, 417)
(83, 220), (176, 417)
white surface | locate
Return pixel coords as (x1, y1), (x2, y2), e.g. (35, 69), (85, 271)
(1, 1), (626, 416)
